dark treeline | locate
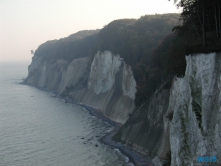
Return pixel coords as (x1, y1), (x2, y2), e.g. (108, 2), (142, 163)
(171, 0), (221, 46)
(99, 14), (178, 66)
(34, 30), (100, 62)
(34, 14), (183, 107)
(136, 0), (221, 106)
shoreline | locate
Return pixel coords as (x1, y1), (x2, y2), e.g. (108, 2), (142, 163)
(21, 82), (155, 166)
(80, 104), (155, 166)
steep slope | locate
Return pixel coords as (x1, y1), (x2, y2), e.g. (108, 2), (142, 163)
(25, 51), (136, 124)
(113, 81), (172, 164)
(25, 14), (180, 124)
(115, 52), (221, 165)
(169, 53), (221, 166)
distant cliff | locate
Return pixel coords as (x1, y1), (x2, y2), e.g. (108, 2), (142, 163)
(25, 14), (179, 123)
(25, 51), (136, 124)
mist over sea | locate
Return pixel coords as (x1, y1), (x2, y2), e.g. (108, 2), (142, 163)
(0, 62), (132, 166)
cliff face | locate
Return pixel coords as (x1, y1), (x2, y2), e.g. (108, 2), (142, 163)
(169, 53), (221, 166)
(25, 51), (136, 124)
(113, 82), (171, 163)
(114, 52), (221, 165)
(25, 30), (221, 165)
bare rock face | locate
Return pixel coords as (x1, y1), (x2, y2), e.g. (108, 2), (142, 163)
(113, 87), (171, 165)
(169, 53), (221, 166)
(114, 52), (221, 166)
(58, 57), (89, 93)
(25, 51), (136, 124)
(79, 51), (136, 123)
(67, 51), (136, 123)
(87, 51), (122, 94)
(26, 49), (221, 165)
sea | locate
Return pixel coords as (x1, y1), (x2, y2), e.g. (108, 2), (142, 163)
(0, 61), (133, 166)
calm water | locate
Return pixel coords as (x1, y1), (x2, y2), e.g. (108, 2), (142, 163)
(0, 62), (132, 166)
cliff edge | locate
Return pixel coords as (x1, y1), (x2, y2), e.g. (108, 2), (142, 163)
(25, 51), (136, 124)
(115, 52), (221, 166)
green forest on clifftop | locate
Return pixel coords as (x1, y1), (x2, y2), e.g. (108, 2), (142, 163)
(34, 13), (184, 107)
(34, 0), (221, 107)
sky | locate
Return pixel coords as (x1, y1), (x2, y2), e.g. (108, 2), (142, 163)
(0, 0), (181, 62)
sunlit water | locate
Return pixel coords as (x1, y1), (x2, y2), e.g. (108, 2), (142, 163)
(0, 62), (132, 166)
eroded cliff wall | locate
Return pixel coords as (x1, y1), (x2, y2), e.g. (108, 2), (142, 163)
(169, 53), (221, 166)
(25, 51), (136, 124)
(113, 81), (172, 164)
(26, 49), (221, 165)
(114, 52), (221, 166)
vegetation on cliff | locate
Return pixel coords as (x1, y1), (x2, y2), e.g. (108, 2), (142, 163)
(34, 30), (100, 62)
(167, 0), (221, 56)
(136, 0), (221, 106)
(33, 13), (181, 107)
(114, 1), (221, 163)
(33, 1), (221, 107)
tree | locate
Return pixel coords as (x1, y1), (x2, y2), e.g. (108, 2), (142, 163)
(170, 0), (221, 46)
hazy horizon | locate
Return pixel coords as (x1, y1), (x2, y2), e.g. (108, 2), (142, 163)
(0, 0), (181, 62)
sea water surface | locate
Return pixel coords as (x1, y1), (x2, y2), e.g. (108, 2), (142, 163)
(0, 61), (132, 166)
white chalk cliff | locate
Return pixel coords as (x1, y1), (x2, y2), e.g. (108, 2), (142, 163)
(25, 51), (136, 124)
(25, 50), (221, 165)
(169, 53), (221, 166)
(114, 52), (221, 166)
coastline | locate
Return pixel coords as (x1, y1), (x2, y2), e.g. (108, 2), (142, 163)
(80, 104), (155, 166)
(21, 82), (155, 166)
